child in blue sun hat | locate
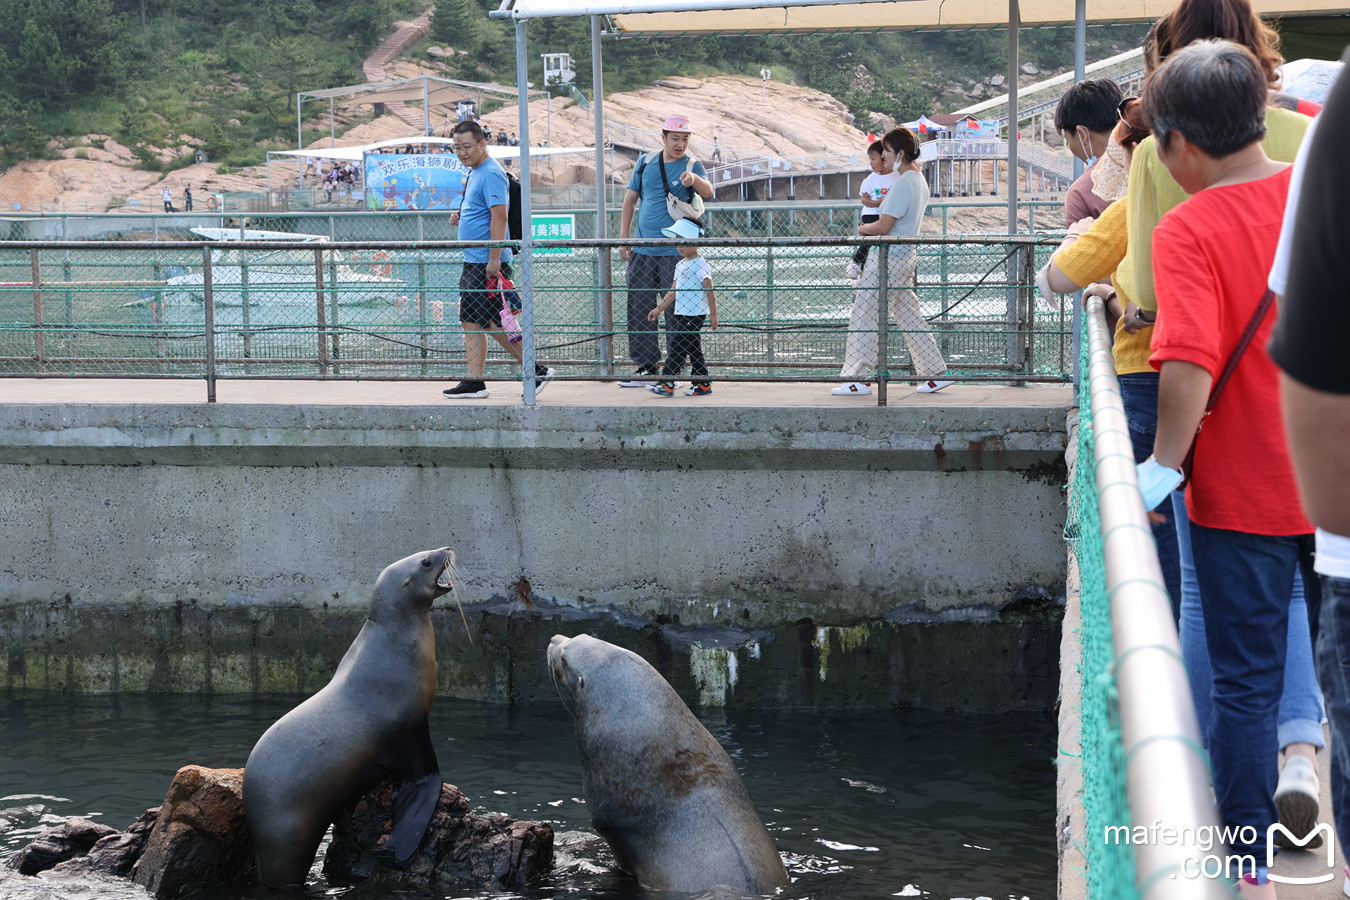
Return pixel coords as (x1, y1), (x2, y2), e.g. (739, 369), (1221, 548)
(646, 217), (717, 396)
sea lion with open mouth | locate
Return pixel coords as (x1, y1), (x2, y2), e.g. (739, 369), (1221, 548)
(548, 633), (789, 894)
(243, 547), (458, 889)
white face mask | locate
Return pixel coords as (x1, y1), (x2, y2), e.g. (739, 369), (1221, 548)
(1076, 130), (1098, 168)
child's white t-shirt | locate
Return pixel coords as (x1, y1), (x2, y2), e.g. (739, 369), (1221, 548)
(858, 171), (898, 210)
(673, 256), (713, 316)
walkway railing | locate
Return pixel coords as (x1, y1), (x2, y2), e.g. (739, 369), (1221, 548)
(0, 234), (1067, 403)
(1067, 295), (1225, 899)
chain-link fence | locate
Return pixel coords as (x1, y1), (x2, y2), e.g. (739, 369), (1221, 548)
(0, 231), (1067, 397)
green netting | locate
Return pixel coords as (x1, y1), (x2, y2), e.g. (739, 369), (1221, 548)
(1067, 313), (1137, 897)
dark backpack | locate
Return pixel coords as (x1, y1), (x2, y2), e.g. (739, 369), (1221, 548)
(506, 170), (523, 242)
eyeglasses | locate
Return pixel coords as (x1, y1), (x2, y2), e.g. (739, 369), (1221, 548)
(451, 142), (480, 153)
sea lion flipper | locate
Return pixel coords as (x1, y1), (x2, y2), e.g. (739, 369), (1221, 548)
(390, 771), (442, 861)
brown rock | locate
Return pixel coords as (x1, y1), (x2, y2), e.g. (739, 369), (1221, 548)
(131, 766), (254, 898)
(53, 808), (159, 878)
(324, 780), (553, 890)
(7, 817), (118, 875)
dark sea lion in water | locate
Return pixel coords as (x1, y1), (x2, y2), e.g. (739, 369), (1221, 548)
(547, 633), (789, 893)
(243, 547), (457, 889)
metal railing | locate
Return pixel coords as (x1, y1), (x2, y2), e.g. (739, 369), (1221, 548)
(0, 199), (1070, 241)
(1072, 294), (1224, 898)
(0, 233), (1067, 403)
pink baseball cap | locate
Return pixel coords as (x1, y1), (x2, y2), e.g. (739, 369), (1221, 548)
(662, 115), (693, 134)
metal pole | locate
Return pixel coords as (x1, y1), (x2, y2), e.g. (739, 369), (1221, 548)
(1008, 0), (1019, 236)
(1007, 0), (1022, 374)
(1074, 0), (1087, 181)
(876, 243), (889, 407)
(203, 248), (216, 402)
(30, 249), (43, 366)
(296, 93), (305, 185)
(315, 247), (328, 374)
(516, 20), (538, 405)
(592, 15), (613, 374)
(423, 76), (432, 136)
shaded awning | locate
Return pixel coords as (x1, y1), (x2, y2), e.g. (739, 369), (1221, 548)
(298, 75), (546, 108)
(495, 0), (1349, 34)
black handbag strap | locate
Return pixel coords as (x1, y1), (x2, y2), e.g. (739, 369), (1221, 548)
(1206, 287), (1276, 410)
(657, 154), (695, 202)
(1177, 286), (1276, 489)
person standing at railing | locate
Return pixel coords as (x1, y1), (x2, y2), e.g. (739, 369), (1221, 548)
(161, 187), (175, 213)
(845, 140), (895, 283)
(617, 114), (713, 387)
(833, 127), (951, 397)
(1268, 51), (1350, 893)
(1117, 0), (1322, 858)
(1053, 78), (1124, 225)
(1137, 42), (1317, 899)
(184, 184), (193, 212)
(442, 120), (554, 400)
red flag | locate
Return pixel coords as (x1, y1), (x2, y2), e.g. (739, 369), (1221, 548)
(965, 116), (980, 129)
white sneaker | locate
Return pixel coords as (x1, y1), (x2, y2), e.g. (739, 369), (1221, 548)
(618, 366), (659, 387)
(831, 381), (872, 396)
(1274, 754), (1322, 848)
(917, 379), (955, 393)
(845, 261), (861, 279)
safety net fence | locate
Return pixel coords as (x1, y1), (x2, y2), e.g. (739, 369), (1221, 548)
(1064, 296), (1228, 900)
(0, 235), (1070, 396)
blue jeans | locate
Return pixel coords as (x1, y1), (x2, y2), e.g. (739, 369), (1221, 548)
(1189, 523), (1319, 859)
(1117, 373), (1182, 624)
(1316, 575), (1350, 851)
(1175, 497), (1325, 752)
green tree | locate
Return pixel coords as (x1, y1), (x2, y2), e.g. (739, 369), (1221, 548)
(431, 0), (480, 50)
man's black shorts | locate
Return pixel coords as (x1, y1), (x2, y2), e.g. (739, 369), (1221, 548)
(458, 261), (512, 328)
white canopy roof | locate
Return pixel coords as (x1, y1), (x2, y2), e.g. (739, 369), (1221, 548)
(496, 0), (1349, 34)
(272, 136), (592, 163)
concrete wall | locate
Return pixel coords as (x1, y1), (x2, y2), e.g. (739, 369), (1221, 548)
(0, 399), (1069, 710)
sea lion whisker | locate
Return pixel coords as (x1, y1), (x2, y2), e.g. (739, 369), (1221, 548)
(439, 553), (474, 647)
(548, 663), (575, 719)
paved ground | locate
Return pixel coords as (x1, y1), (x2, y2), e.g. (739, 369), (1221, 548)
(0, 377), (1075, 409)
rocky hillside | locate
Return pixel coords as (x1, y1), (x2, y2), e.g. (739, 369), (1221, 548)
(0, 75), (869, 213)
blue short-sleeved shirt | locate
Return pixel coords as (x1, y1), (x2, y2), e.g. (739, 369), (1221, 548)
(627, 153), (707, 257)
(459, 157), (512, 265)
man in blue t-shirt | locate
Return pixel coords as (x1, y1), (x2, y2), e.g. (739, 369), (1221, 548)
(442, 121), (552, 399)
(616, 114), (713, 386)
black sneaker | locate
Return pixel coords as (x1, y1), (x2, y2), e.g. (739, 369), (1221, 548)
(531, 366), (555, 396)
(443, 381), (488, 399)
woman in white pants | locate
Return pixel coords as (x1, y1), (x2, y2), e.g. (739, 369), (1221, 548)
(833, 127), (952, 396)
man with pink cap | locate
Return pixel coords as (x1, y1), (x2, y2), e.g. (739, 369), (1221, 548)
(616, 114), (714, 386)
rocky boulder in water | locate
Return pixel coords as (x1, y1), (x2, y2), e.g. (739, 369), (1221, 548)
(130, 766), (253, 897)
(7, 818), (118, 875)
(325, 780), (555, 889)
(54, 809), (158, 878)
